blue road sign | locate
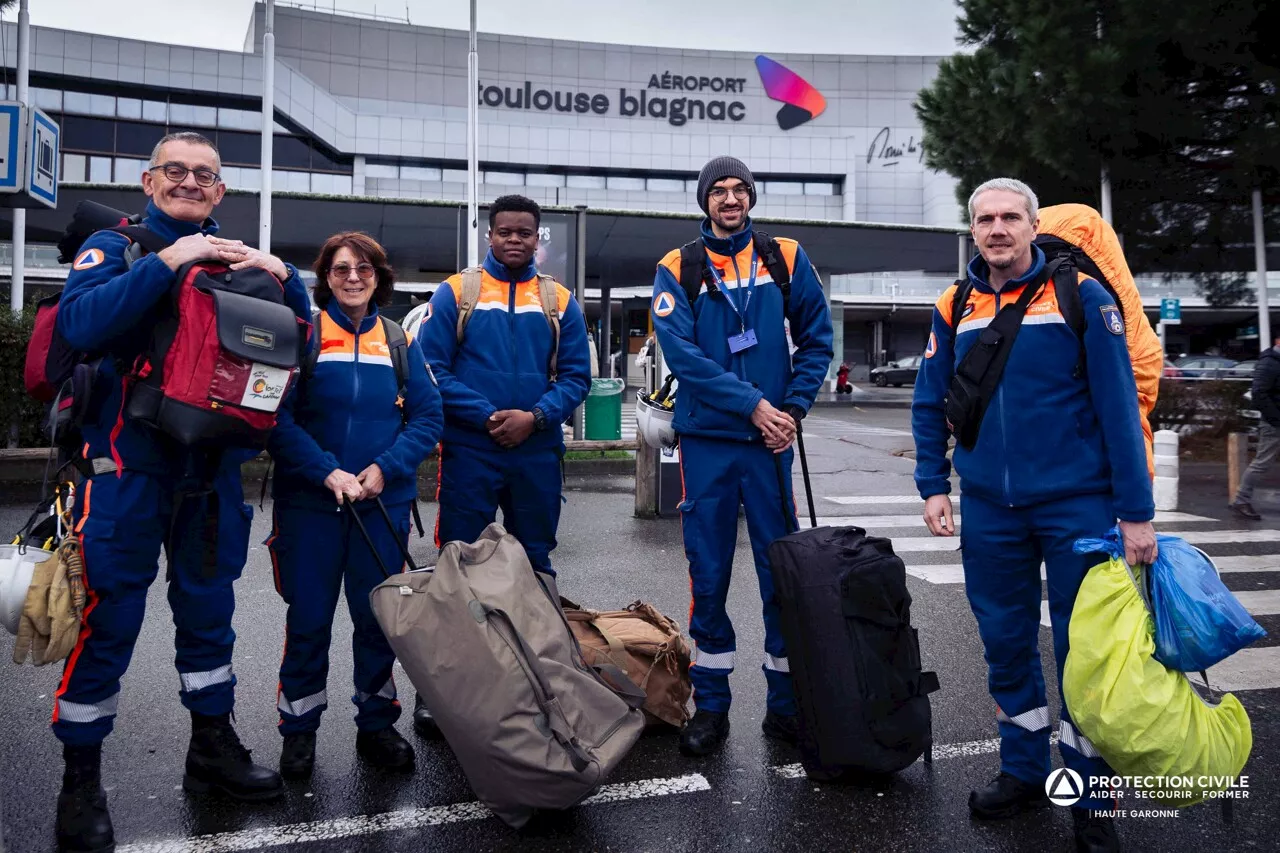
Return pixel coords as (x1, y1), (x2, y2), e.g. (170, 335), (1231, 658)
(26, 108), (59, 207)
(0, 103), (21, 191)
(1160, 298), (1181, 324)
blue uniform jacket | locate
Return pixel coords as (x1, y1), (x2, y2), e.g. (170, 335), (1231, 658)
(912, 245), (1155, 522)
(268, 301), (443, 510)
(416, 250), (591, 453)
(650, 219), (834, 442)
(57, 201), (312, 476)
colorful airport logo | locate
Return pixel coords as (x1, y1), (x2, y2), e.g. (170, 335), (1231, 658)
(755, 55), (827, 130)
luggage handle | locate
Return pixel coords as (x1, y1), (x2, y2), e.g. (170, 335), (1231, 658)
(774, 421), (817, 534)
(480, 602), (595, 772)
(344, 496), (422, 579)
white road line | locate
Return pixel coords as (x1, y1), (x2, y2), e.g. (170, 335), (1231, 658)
(1207, 647), (1280, 692)
(908, 555), (1280, 586)
(1232, 590), (1280, 616)
(115, 773), (711, 853)
(810, 511), (1212, 529)
(889, 529), (1280, 554)
(772, 734), (1063, 779)
(824, 495), (939, 506)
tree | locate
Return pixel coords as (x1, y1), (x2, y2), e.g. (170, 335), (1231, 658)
(916, 0), (1280, 307)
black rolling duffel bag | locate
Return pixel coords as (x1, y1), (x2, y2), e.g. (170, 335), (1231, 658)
(766, 424), (940, 781)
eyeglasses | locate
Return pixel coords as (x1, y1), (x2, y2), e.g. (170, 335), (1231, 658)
(150, 163), (221, 188)
(708, 185), (751, 202)
(328, 262), (376, 280)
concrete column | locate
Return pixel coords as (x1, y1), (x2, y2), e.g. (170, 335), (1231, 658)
(352, 154), (367, 197)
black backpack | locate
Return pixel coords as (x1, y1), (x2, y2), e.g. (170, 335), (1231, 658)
(676, 230), (793, 312)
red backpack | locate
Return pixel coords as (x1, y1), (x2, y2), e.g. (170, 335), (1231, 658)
(124, 260), (307, 449)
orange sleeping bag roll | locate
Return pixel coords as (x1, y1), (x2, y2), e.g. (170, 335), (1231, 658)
(1036, 204), (1162, 478)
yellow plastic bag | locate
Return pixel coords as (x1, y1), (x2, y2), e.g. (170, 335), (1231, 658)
(1063, 554), (1252, 808)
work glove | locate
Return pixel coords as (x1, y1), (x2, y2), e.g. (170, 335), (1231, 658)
(44, 539), (84, 665)
(13, 553), (56, 665)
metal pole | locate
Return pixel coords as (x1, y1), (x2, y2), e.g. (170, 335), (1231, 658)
(10, 0), (30, 314)
(956, 233), (968, 279)
(600, 283), (612, 377)
(1100, 163), (1113, 224)
(573, 205), (587, 441)
(259, 0), (275, 254)
(466, 0), (479, 267)
(1254, 187), (1270, 353)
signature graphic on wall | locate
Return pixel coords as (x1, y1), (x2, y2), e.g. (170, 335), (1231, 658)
(755, 55), (827, 130)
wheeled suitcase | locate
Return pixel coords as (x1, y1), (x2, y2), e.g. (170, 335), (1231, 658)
(367, 516), (646, 828)
(767, 427), (940, 780)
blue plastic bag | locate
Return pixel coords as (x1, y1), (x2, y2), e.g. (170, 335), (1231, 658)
(1073, 527), (1266, 671)
(1148, 535), (1267, 672)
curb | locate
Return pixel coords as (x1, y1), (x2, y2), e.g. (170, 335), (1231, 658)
(812, 399), (913, 410)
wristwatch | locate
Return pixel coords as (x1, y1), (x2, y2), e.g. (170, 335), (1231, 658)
(532, 407), (548, 432)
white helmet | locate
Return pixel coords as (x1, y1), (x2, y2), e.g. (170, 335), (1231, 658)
(400, 301), (431, 339)
(0, 544), (51, 636)
(635, 374), (678, 449)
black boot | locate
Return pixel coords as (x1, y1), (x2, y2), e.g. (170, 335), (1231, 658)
(55, 744), (114, 853)
(412, 694), (442, 740)
(761, 710), (800, 744)
(969, 771), (1050, 819)
(1072, 809), (1121, 853)
(183, 713), (285, 801)
(279, 732), (317, 780)
(678, 710), (730, 757)
(356, 728), (415, 770)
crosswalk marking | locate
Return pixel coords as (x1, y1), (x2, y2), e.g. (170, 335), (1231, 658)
(886, 529), (1280, 554)
(1206, 647), (1280, 692)
(810, 511), (1212, 529)
(823, 495), (934, 506)
(907, 555), (1280, 586)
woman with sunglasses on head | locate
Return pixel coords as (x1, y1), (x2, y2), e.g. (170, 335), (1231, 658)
(265, 231), (442, 779)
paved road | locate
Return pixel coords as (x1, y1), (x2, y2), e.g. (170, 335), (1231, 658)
(1, 407), (1276, 852)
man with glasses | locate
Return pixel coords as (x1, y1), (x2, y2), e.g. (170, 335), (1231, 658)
(52, 131), (309, 853)
(650, 156), (833, 756)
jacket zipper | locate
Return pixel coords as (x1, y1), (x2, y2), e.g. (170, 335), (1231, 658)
(995, 290), (1012, 506)
(508, 279), (518, 402)
(346, 320), (361, 462)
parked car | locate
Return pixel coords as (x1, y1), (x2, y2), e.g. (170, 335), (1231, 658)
(870, 355), (922, 387)
(1231, 360), (1258, 378)
(1162, 358), (1183, 379)
(1173, 355), (1238, 379)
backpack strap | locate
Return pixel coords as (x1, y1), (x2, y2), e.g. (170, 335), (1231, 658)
(752, 231), (792, 313)
(948, 278), (973, 338)
(535, 274), (561, 382)
(677, 240), (712, 308)
(379, 314), (410, 408)
(1049, 258), (1091, 379)
(302, 306), (322, 384)
(455, 267), (483, 344)
(108, 223), (171, 269)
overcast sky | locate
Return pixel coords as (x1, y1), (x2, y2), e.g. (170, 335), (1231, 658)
(20, 0), (962, 56)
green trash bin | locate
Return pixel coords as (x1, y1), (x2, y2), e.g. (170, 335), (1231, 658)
(583, 378), (625, 440)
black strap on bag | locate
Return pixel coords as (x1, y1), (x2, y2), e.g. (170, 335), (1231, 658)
(944, 260), (1061, 451)
(344, 495), (422, 579)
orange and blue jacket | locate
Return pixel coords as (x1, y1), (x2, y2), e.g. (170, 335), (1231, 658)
(651, 219), (834, 442)
(911, 245), (1154, 522)
(416, 250), (591, 452)
(268, 301), (443, 509)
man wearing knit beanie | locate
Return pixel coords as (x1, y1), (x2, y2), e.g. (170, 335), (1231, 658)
(649, 157), (834, 757)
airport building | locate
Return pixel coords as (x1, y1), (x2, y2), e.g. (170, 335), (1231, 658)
(1, 2), (1276, 377)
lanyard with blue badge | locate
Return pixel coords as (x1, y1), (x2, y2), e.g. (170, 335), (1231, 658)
(706, 249), (758, 354)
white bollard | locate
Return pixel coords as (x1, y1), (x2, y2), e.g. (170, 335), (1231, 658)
(1153, 430), (1180, 512)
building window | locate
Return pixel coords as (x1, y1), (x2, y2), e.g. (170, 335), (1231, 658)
(332, 175), (352, 196)
(116, 97), (142, 120)
(442, 168), (469, 183)
(804, 182), (837, 196)
(64, 91), (115, 117)
(218, 108), (261, 131)
(63, 115), (115, 153)
(647, 177), (684, 193)
(366, 162), (398, 179)
(484, 170), (525, 186)
(116, 121), (165, 158)
(88, 156), (112, 183)
(567, 174), (605, 190)
(401, 165), (442, 182)
(62, 153), (86, 183)
(33, 88), (63, 112)
(762, 180), (804, 196)
(606, 176), (645, 191)
(142, 100), (167, 123)
(526, 172), (565, 188)
(113, 158), (149, 185)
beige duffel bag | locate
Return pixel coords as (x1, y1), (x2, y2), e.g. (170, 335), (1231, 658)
(561, 599), (692, 728)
